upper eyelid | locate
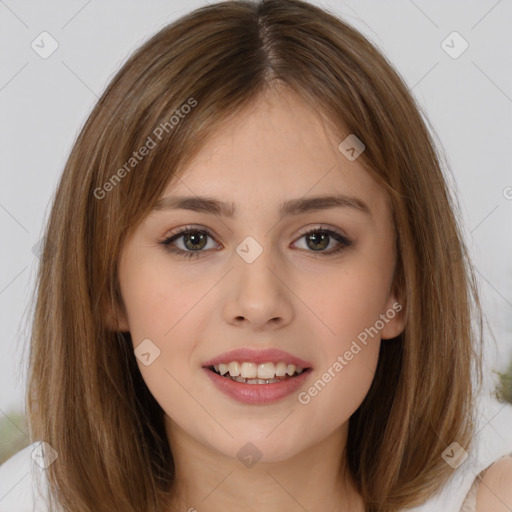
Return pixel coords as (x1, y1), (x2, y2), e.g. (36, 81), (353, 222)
(163, 224), (346, 238)
(164, 226), (218, 242)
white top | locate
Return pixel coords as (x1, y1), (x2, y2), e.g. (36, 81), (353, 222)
(0, 441), (51, 512)
(1, 395), (512, 512)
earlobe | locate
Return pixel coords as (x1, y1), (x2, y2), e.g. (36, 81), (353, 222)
(104, 299), (130, 333)
(380, 291), (406, 340)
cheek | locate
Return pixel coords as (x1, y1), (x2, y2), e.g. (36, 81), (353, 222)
(119, 260), (210, 407)
(305, 265), (392, 347)
(123, 276), (203, 422)
(119, 258), (202, 340)
(302, 344), (380, 438)
(300, 262), (389, 414)
(300, 275), (383, 430)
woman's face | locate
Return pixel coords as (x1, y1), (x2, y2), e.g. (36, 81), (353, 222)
(117, 88), (404, 463)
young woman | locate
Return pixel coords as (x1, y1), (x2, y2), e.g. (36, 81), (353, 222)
(1, 1), (511, 511)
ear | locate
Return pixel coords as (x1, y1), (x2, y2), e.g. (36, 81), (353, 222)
(380, 283), (406, 340)
(103, 297), (130, 333)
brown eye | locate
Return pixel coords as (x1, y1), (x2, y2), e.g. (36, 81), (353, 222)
(181, 231), (208, 251)
(160, 227), (219, 259)
(294, 227), (353, 255)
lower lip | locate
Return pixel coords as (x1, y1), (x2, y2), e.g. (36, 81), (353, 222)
(203, 367), (312, 405)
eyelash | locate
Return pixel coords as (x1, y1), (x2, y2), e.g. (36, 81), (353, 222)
(159, 225), (353, 260)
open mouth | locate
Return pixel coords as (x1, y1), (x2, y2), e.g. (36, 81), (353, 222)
(206, 362), (312, 385)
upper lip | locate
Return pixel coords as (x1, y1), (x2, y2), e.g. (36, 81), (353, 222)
(202, 348), (313, 368)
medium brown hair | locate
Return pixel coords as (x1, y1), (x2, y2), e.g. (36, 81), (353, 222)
(26, 1), (483, 510)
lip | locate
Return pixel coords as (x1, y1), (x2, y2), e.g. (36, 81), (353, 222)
(202, 348), (313, 368)
(203, 366), (313, 405)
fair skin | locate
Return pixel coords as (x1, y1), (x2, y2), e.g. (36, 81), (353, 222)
(116, 87), (406, 511)
(475, 456), (512, 511)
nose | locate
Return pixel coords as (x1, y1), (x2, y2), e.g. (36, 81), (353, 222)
(222, 245), (294, 331)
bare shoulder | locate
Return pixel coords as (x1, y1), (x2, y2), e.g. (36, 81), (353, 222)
(475, 454), (512, 512)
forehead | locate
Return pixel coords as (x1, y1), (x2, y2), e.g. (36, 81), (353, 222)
(160, 88), (388, 218)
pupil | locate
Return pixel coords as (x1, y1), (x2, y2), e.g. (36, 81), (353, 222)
(184, 232), (206, 250)
(308, 232), (328, 251)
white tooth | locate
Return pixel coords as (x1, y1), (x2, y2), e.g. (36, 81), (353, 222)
(286, 364), (296, 376)
(275, 362), (287, 377)
(219, 363), (229, 375)
(247, 378), (269, 385)
(257, 362), (276, 379)
(228, 361), (240, 377)
(296, 366), (304, 374)
(240, 362), (257, 378)
(213, 364), (220, 373)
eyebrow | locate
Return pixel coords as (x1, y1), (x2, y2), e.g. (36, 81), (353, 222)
(151, 194), (371, 217)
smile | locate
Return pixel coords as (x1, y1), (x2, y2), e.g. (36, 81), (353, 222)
(208, 361), (306, 384)
(202, 347), (313, 404)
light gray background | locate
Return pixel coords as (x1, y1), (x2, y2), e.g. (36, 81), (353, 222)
(0, 1), (511, 427)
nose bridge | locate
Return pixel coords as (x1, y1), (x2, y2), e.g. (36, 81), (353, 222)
(235, 234), (280, 298)
(223, 234), (294, 328)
